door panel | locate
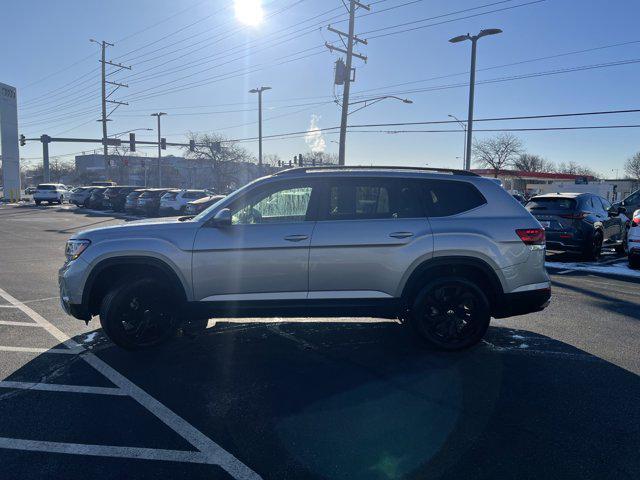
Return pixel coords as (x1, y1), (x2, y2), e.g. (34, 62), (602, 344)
(192, 223), (314, 301)
(309, 218), (432, 297)
(308, 178), (433, 298)
(192, 180), (318, 302)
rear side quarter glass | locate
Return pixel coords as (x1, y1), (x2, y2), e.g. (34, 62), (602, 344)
(527, 198), (576, 210)
(420, 179), (486, 217)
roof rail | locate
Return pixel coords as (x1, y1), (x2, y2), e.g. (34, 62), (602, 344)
(273, 165), (478, 177)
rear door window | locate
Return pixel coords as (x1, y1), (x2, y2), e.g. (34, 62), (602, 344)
(320, 179), (424, 220)
(420, 180), (486, 217)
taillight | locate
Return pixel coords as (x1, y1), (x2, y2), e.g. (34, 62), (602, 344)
(560, 212), (588, 220)
(516, 228), (545, 245)
(633, 216), (640, 225)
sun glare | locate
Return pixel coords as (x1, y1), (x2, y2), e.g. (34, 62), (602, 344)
(234, 0), (264, 26)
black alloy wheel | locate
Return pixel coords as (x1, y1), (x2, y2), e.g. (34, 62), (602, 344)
(411, 277), (490, 350)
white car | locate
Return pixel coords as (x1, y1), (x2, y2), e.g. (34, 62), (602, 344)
(159, 189), (209, 215)
(33, 183), (69, 205)
(628, 209), (640, 268)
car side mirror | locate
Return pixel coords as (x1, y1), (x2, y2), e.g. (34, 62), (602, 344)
(211, 208), (232, 227)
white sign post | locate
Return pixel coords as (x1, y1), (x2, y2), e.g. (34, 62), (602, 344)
(0, 82), (20, 201)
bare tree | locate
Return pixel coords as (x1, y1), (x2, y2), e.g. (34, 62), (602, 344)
(624, 152), (640, 181)
(472, 133), (524, 177)
(555, 161), (599, 178)
(184, 132), (256, 193)
(512, 153), (553, 173)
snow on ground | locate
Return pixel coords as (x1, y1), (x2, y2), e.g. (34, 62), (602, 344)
(545, 260), (640, 279)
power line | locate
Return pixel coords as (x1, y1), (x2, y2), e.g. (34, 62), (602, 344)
(366, 0), (546, 39)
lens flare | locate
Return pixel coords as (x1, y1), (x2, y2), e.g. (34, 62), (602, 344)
(234, 0), (264, 26)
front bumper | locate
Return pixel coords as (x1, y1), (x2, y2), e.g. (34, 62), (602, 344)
(58, 260), (91, 321)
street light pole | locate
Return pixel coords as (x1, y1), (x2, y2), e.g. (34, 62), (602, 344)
(449, 28), (502, 170)
(151, 112), (167, 187)
(249, 86), (271, 167)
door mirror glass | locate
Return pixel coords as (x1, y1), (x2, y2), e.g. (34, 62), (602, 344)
(211, 208), (232, 227)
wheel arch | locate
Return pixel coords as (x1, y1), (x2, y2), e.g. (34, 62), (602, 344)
(82, 256), (188, 317)
(400, 256), (505, 312)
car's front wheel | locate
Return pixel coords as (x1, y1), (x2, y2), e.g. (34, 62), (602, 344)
(410, 277), (490, 350)
(99, 277), (177, 350)
(583, 230), (603, 261)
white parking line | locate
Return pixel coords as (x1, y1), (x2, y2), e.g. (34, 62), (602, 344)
(0, 286), (261, 480)
(0, 381), (126, 396)
(0, 437), (210, 464)
(0, 320), (43, 327)
(0, 346), (80, 355)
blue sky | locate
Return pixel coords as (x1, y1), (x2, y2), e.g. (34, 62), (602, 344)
(2, 0), (639, 177)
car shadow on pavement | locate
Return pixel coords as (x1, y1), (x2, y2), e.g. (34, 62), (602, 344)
(8, 321), (628, 480)
(552, 277), (640, 321)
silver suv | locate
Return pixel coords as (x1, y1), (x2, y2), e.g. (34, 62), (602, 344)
(59, 167), (550, 350)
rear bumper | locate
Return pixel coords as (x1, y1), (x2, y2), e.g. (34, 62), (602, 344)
(493, 287), (551, 319)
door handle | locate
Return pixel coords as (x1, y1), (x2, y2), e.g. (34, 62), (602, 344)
(284, 234), (309, 242)
(389, 232), (414, 239)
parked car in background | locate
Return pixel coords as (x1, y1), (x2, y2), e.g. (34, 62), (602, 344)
(124, 189), (146, 214)
(512, 193), (526, 205)
(70, 187), (96, 207)
(91, 181), (117, 187)
(103, 186), (138, 212)
(185, 194), (225, 215)
(24, 186), (37, 195)
(33, 184), (69, 205)
(627, 209), (640, 268)
(159, 189), (210, 216)
(85, 187), (109, 210)
(526, 192), (629, 259)
(613, 188), (640, 217)
(137, 189), (173, 216)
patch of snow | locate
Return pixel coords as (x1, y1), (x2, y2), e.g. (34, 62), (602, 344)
(545, 261), (640, 279)
(519, 343), (529, 349)
(82, 332), (99, 343)
(512, 334), (525, 340)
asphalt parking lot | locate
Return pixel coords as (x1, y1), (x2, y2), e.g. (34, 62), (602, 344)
(0, 202), (638, 479)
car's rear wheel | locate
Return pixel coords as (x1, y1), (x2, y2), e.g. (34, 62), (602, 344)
(99, 277), (177, 350)
(615, 226), (629, 255)
(410, 277), (490, 350)
(583, 231), (603, 261)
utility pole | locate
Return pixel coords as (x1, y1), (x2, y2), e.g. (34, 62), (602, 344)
(151, 112), (167, 187)
(249, 86), (271, 167)
(90, 39), (131, 180)
(325, 1), (370, 166)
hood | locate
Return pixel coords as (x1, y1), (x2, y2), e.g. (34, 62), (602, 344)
(72, 216), (199, 242)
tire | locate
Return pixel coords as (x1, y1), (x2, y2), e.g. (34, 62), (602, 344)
(409, 277), (491, 351)
(630, 256), (640, 269)
(57, 196), (63, 205)
(99, 277), (177, 350)
(615, 226), (629, 255)
(35, 200), (41, 206)
(583, 230), (603, 261)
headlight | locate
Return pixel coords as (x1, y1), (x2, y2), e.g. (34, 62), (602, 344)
(65, 239), (91, 261)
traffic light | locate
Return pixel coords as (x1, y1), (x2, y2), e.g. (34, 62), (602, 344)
(129, 133), (136, 152)
(189, 139), (196, 152)
(160, 137), (167, 150)
(19, 134), (26, 146)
